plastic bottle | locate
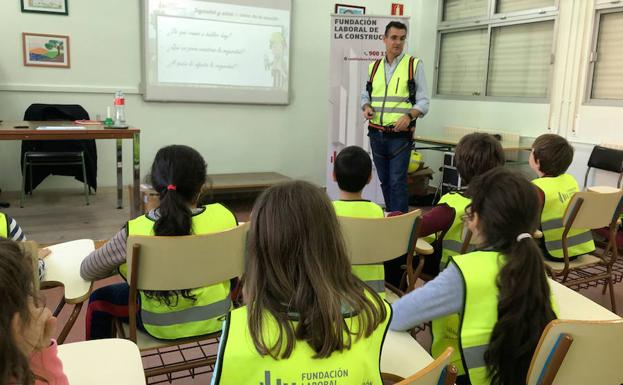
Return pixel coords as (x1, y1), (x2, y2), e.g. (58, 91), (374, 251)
(113, 90), (126, 127)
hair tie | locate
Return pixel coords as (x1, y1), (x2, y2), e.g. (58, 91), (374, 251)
(167, 184), (176, 191)
(516, 233), (532, 242)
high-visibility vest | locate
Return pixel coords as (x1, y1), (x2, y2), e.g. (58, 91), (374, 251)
(213, 301), (392, 385)
(333, 200), (386, 296)
(119, 203), (237, 340)
(532, 174), (595, 259)
(0, 212), (7, 238)
(438, 192), (473, 270)
(448, 251), (557, 385)
(368, 54), (419, 127)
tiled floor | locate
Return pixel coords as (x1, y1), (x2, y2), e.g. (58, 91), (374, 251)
(3, 187), (622, 384)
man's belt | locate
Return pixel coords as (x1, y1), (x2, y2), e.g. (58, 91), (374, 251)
(368, 122), (416, 133)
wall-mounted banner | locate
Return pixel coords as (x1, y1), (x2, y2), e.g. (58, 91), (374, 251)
(326, 14), (410, 203)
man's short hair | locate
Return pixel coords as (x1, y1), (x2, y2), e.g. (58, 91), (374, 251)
(455, 133), (505, 185)
(532, 134), (574, 177)
(334, 146), (372, 193)
(385, 21), (408, 36)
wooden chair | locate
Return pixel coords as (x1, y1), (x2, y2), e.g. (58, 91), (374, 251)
(338, 209), (434, 297)
(36, 239), (95, 344)
(57, 339), (146, 385)
(543, 186), (623, 312)
(382, 347), (457, 385)
(526, 319), (623, 385)
(119, 223), (248, 380)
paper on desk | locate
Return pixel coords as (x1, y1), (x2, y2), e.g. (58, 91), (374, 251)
(36, 126), (86, 130)
(44, 239), (94, 301)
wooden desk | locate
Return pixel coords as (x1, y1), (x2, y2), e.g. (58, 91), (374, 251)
(210, 172), (291, 195)
(0, 121), (140, 217)
(58, 339), (146, 385)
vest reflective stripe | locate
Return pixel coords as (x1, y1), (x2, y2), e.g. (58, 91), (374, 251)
(368, 55), (418, 127)
(533, 174), (595, 259)
(140, 297), (231, 326)
(214, 302), (391, 385)
(0, 213), (7, 238)
(371, 96), (409, 103)
(438, 192), (473, 270)
(333, 201), (386, 297)
(122, 203), (237, 340)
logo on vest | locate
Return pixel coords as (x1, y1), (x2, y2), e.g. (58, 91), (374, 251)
(558, 189), (575, 204)
(259, 369), (351, 385)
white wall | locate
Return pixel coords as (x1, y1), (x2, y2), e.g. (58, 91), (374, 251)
(0, 0), (405, 192)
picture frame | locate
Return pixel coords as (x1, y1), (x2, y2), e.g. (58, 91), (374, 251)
(20, 0), (68, 15)
(335, 4), (366, 15)
(22, 33), (71, 68)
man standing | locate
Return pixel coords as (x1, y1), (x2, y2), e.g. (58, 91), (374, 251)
(361, 21), (429, 213)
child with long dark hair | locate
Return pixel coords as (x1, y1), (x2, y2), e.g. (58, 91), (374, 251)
(0, 238), (68, 385)
(212, 181), (390, 385)
(391, 168), (556, 385)
(80, 145), (238, 340)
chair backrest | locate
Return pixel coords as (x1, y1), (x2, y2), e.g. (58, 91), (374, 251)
(391, 347), (457, 385)
(563, 187), (623, 230)
(338, 209), (421, 265)
(126, 222), (248, 291)
(527, 319), (623, 385)
(24, 103), (89, 120)
(584, 145), (623, 188)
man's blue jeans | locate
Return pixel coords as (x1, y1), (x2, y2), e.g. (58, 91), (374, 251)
(368, 130), (412, 213)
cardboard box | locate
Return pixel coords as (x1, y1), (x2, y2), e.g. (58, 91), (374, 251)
(128, 184), (160, 214)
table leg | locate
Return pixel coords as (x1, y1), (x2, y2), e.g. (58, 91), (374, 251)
(116, 138), (123, 209)
(132, 132), (140, 218)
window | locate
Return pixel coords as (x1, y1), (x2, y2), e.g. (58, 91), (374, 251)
(435, 0), (557, 100)
(589, 9), (623, 101)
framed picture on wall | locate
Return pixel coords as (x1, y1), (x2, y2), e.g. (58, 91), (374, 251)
(22, 33), (70, 68)
(335, 4), (365, 15)
(20, 0), (68, 15)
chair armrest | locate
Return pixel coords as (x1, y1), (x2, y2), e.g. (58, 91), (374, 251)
(415, 238), (434, 255)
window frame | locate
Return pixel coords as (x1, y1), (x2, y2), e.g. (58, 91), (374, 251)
(433, 0), (559, 102)
(585, 5), (623, 107)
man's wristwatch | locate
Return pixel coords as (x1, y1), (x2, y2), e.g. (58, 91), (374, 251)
(406, 112), (416, 121)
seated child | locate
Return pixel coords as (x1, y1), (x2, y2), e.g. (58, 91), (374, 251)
(391, 168), (557, 385)
(529, 134), (595, 261)
(1, 211), (48, 280)
(332, 145), (384, 218)
(332, 145), (385, 294)
(0, 237), (68, 385)
(420, 133), (506, 274)
(212, 181), (390, 385)
(80, 145), (238, 340)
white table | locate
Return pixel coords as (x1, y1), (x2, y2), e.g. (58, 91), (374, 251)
(549, 279), (620, 320)
(381, 330), (434, 378)
(58, 339), (146, 385)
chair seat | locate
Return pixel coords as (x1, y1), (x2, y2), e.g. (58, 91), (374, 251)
(25, 151), (84, 158)
(119, 322), (220, 352)
(544, 254), (603, 273)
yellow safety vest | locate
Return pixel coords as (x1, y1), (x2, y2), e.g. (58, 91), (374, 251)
(447, 251), (557, 385)
(438, 192), (473, 270)
(368, 55), (419, 127)
(532, 174), (595, 259)
(0, 212), (7, 238)
(333, 200), (386, 296)
(119, 203), (237, 340)
(213, 301), (392, 385)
